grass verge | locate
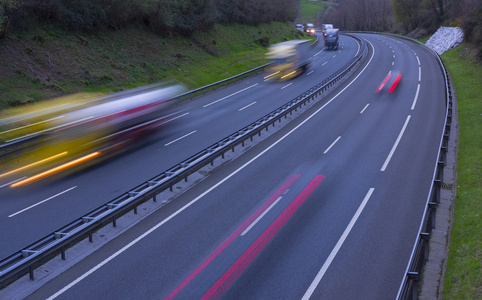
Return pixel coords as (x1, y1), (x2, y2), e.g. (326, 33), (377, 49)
(299, 0), (329, 24)
(441, 44), (481, 299)
(0, 22), (306, 110)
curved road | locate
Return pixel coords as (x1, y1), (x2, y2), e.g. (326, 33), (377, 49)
(0, 34), (357, 260)
(3, 33), (446, 299)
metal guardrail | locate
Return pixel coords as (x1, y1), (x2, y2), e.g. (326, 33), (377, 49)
(0, 65), (269, 159)
(0, 34), (365, 288)
(345, 31), (454, 299)
(0, 36), (319, 157)
(171, 36), (320, 102)
(394, 38), (454, 300)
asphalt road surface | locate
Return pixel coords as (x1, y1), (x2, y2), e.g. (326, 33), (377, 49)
(2, 33), (446, 300)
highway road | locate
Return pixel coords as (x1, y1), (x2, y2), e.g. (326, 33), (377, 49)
(0, 33), (357, 260)
(2, 32), (446, 299)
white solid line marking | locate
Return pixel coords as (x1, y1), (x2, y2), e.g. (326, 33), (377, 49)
(9, 186), (77, 217)
(416, 56), (420, 66)
(323, 136), (341, 154)
(203, 84), (258, 107)
(154, 112), (189, 127)
(46, 41), (378, 300)
(0, 116), (64, 135)
(281, 83), (293, 90)
(411, 84), (421, 110)
(381, 115), (411, 171)
(302, 188), (375, 300)
(239, 102), (257, 111)
(0, 177), (27, 189)
(165, 130), (197, 146)
(241, 196), (283, 236)
(7, 116), (94, 143)
(360, 103), (370, 114)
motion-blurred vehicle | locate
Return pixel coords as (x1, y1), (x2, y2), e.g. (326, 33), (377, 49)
(0, 83), (186, 187)
(296, 24), (304, 31)
(325, 29), (339, 50)
(264, 40), (312, 81)
(322, 24), (334, 38)
(305, 23), (316, 35)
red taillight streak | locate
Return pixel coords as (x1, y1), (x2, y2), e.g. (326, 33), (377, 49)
(387, 74), (402, 93)
(376, 73), (391, 93)
(202, 175), (325, 300)
(165, 174), (300, 300)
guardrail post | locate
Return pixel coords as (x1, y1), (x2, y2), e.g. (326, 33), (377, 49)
(89, 230), (93, 242)
(61, 247), (66, 260)
(433, 179), (442, 205)
(408, 272), (419, 300)
(428, 201), (437, 229)
(421, 232), (430, 260)
(29, 266), (34, 280)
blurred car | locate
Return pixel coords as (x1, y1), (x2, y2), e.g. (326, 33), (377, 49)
(305, 23), (316, 35)
(296, 24), (304, 31)
(265, 40), (312, 81)
(322, 24), (334, 38)
(0, 83), (186, 187)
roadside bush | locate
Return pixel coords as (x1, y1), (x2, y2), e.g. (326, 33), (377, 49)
(0, 0), (297, 37)
(55, 0), (106, 31)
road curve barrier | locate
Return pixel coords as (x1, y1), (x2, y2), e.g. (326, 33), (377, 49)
(345, 31), (455, 300)
(393, 35), (455, 300)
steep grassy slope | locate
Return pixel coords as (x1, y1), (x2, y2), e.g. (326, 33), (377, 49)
(0, 22), (305, 109)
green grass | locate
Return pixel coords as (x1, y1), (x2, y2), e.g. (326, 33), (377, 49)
(441, 44), (482, 299)
(0, 22), (305, 110)
(418, 36), (430, 44)
(299, 0), (329, 24)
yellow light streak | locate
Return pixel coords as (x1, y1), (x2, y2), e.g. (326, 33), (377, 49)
(6, 116), (93, 143)
(0, 116), (64, 135)
(263, 71), (280, 80)
(0, 152), (69, 178)
(10, 152), (101, 187)
(281, 71), (297, 79)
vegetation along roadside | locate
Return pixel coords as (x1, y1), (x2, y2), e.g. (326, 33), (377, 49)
(0, 22), (305, 110)
(441, 44), (481, 300)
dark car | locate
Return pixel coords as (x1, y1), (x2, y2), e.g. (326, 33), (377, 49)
(324, 29), (339, 50)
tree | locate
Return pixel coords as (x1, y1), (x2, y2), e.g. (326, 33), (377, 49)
(0, 0), (19, 37)
(393, 0), (421, 32)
